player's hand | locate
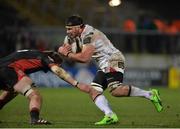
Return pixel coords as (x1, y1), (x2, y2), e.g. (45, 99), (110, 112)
(64, 44), (72, 51)
(58, 44), (72, 56)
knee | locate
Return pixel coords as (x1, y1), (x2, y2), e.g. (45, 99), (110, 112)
(89, 87), (101, 96)
(89, 87), (102, 99)
(27, 90), (42, 101)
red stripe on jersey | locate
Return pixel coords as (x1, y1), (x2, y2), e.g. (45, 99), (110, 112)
(8, 59), (42, 72)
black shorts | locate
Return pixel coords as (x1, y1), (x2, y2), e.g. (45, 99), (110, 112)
(92, 70), (123, 91)
(0, 67), (18, 90)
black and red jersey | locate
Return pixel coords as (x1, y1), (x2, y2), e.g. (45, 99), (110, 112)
(0, 50), (57, 74)
(0, 50), (59, 90)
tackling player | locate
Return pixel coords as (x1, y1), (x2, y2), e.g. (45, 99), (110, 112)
(58, 15), (163, 125)
(0, 50), (99, 125)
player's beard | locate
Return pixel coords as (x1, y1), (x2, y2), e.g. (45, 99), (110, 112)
(67, 31), (79, 39)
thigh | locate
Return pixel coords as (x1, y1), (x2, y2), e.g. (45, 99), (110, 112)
(91, 70), (107, 92)
(105, 72), (124, 91)
(0, 67), (18, 90)
(13, 76), (33, 95)
(105, 72), (124, 84)
(106, 52), (125, 73)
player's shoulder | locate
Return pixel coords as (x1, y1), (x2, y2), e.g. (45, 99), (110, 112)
(82, 25), (96, 44)
(16, 49), (44, 58)
(83, 24), (95, 36)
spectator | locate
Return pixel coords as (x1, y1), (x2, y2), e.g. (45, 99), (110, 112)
(154, 19), (167, 32)
(165, 21), (178, 34)
(137, 14), (159, 53)
(172, 20), (180, 32)
(137, 15), (157, 30)
(123, 18), (136, 53)
(123, 18), (136, 32)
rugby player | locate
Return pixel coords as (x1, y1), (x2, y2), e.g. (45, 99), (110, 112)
(0, 50), (99, 125)
(58, 15), (163, 125)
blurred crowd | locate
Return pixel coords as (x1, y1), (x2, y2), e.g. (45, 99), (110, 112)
(0, 1), (180, 57)
(123, 15), (180, 34)
(1, 17), (180, 58)
(121, 15), (180, 54)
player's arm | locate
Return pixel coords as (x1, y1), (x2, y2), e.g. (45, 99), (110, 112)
(67, 44), (95, 63)
(50, 65), (78, 86)
(59, 33), (95, 63)
(41, 52), (76, 86)
(41, 52), (80, 87)
(50, 65), (93, 93)
(59, 43), (95, 63)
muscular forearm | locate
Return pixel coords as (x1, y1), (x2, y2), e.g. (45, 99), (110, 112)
(51, 65), (78, 86)
(50, 65), (100, 100)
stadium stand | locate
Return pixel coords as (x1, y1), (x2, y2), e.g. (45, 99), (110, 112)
(0, 1), (30, 57)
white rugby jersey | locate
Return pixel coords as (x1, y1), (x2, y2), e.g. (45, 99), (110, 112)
(64, 24), (123, 72)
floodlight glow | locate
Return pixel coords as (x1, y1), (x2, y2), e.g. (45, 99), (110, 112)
(109, 0), (121, 7)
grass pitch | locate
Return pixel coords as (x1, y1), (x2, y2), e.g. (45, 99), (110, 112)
(0, 87), (180, 128)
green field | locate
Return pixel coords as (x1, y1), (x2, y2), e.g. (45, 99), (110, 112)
(0, 87), (180, 128)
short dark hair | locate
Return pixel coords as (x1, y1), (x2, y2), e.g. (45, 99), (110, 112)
(43, 51), (63, 64)
(65, 15), (84, 27)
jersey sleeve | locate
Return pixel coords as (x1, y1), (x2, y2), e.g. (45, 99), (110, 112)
(83, 32), (95, 47)
(83, 32), (93, 44)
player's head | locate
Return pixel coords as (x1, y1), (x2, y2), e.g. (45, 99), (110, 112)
(65, 15), (84, 38)
(66, 15), (84, 28)
(43, 51), (63, 64)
